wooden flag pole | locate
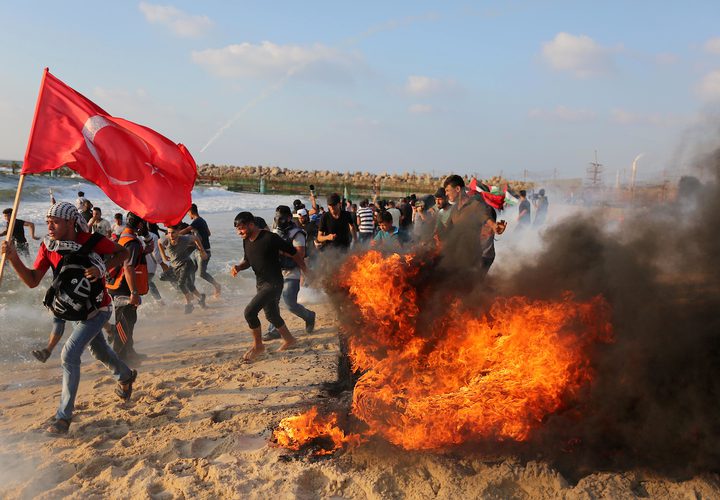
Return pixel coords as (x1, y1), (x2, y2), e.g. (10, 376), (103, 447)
(0, 174), (27, 288)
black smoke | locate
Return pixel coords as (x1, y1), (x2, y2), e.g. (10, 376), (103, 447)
(496, 155), (720, 477)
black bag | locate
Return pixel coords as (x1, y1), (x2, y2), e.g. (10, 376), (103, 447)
(43, 233), (106, 321)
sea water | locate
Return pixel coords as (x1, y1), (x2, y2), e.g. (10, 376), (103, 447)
(0, 169), (317, 365)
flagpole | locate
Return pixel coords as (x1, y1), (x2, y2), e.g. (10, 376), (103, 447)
(0, 174), (27, 288)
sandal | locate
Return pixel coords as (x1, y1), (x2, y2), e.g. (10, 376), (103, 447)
(32, 348), (51, 363)
(46, 418), (70, 435)
(115, 369), (137, 401)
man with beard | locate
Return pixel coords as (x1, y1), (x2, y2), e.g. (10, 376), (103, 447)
(231, 212), (304, 362)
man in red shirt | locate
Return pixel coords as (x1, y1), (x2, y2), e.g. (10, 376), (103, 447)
(1, 202), (137, 435)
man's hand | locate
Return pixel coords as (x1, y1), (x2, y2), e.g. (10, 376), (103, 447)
(1, 240), (17, 261)
(495, 220), (507, 235)
(129, 293), (140, 306)
(230, 264), (242, 277)
(84, 266), (102, 282)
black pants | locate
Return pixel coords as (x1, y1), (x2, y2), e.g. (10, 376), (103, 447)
(244, 282), (285, 330)
(175, 260), (198, 295)
(111, 304), (137, 358)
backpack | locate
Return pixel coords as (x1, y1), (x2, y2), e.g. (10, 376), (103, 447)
(43, 233), (106, 321)
(106, 229), (149, 295)
(277, 225), (306, 270)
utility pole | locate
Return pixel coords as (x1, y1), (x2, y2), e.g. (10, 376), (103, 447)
(586, 150), (603, 188)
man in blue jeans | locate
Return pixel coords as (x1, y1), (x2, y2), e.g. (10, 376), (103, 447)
(1, 202), (136, 435)
(264, 205), (316, 341)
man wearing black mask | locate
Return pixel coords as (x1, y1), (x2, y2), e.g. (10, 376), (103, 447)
(264, 206), (316, 341)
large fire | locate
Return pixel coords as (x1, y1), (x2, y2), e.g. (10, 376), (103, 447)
(275, 250), (613, 454)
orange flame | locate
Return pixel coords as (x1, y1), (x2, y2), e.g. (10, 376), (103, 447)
(272, 407), (363, 456)
(342, 250), (613, 450)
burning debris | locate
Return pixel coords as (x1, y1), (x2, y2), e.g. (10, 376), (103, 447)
(272, 406), (363, 457)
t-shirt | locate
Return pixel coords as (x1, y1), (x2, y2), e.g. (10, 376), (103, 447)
(9, 219), (27, 244)
(518, 199), (532, 225)
(373, 227), (399, 246)
(243, 230), (296, 286)
(109, 235), (143, 297)
(91, 218), (112, 237)
(387, 208), (401, 229)
(33, 232), (116, 307)
(319, 211), (354, 249)
(143, 232), (160, 275)
(356, 207), (375, 234)
(273, 228), (306, 280)
(161, 235), (197, 267)
(190, 216), (211, 250)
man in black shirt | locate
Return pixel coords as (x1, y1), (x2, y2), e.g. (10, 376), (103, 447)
(317, 193), (356, 250)
(180, 203), (221, 298)
(1, 208), (39, 257)
(231, 212), (305, 362)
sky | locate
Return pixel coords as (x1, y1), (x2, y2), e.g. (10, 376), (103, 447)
(2, 1), (720, 182)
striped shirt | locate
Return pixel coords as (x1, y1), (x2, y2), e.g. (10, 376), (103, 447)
(356, 207), (375, 234)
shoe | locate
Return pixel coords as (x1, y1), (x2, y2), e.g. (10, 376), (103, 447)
(262, 329), (282, 341)
(46, 418), (70, 435)
(184, 303), (194, 314)
(115, 369), (137, 401)
(305, 311), (316, 334)
(199, 293), (207, 308)
(32, 348), (51, 363)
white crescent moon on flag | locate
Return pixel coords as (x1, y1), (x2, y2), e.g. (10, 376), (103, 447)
(81, 115), (137, 186)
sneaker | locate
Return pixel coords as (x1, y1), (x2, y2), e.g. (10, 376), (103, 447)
(199, 294), (207, 308)
(184, 303), (194, 314)
(262, 329), (282, 341)
(305, 311), (316, 334)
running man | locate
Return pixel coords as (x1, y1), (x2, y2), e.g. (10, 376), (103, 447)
(0, 202), (136, 435)
(1, 208), (40, 257)
(179, 203), (221, 298)
(158, 225), (208, 314)
(231, 211), (304, 362)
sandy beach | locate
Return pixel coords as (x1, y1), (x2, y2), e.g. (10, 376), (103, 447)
(0, 292), (718, 500)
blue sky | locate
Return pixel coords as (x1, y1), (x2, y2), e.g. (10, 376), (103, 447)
(2, 1), (720, 181)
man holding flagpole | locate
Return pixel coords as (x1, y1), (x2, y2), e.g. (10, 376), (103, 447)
(0, 68), (198, 435)
(1, 202), (137, 435)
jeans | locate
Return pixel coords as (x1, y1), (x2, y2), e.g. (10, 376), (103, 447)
(175, 260), (198, 295)
(194, 250), (219, 288)
(57, 309), (132, 421)
(268, 279), (314, 332)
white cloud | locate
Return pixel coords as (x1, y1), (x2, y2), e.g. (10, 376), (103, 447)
(704, 37), (720, 55)
(610, 108), (682, 127)
(139, 2), (212, 38)
(405, 75), (459, 96)
(191, 41), (358, 81)
(408, 103), (434, 114)
(697, 70), (720, 101)
(542, 32), (619, 78)
(528, 106), (596, 122)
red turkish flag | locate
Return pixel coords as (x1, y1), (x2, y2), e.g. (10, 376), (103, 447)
(22, 68), (197, 225)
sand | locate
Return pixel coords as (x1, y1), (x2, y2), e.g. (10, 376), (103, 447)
(1, 296), (719, 499)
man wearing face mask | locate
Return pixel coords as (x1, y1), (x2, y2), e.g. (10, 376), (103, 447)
(264, 205), (316, 341)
